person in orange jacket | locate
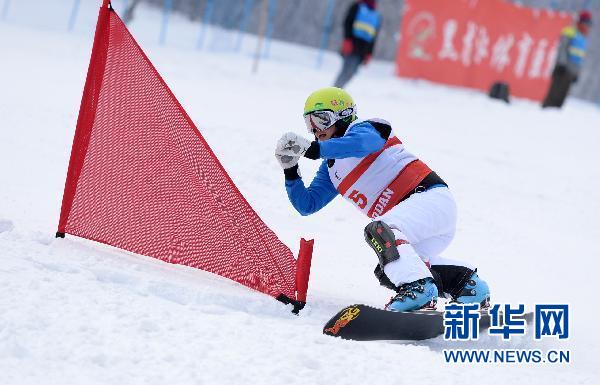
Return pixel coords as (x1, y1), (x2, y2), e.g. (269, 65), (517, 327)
(333, 0), (381, 88)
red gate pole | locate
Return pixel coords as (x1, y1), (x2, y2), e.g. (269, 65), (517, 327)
(295, 238), (314, 304)
(57, 0), (113, 237)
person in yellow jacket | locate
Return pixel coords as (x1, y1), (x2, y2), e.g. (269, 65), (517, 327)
(542, 10), (592, 108)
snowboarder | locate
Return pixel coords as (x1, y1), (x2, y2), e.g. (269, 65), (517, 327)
(333, 0), (381, 88)
(275, 87), (490, 312)
(542, 10), (592, 108)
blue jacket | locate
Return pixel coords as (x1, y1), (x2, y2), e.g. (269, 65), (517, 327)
(556, 26), (588, 75)
(343, 2), (381, 58)
(352, 3), (381, 43)
(285, 121), (386, 216)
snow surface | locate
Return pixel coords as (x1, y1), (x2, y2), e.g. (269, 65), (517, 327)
(1, 1), (599, 384)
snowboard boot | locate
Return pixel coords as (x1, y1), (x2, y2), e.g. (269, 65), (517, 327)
(454, 272), (490, 308)
(385, 277), (438, 312)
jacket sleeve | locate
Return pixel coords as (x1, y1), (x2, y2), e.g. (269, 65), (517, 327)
(556, 32), (571, 67)
(343, 3), (359, 39)
(556, 26), (577, 66)
(318, 121), (386, 159)
(285, 161), (338, 216)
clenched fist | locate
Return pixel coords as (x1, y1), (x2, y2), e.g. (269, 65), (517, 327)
(275, 153), (300, 170)
(275, 132), (312, 157)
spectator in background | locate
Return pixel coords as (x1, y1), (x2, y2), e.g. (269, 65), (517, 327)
(542, 10), (592, 108)
(333, 0), (381, 88)
(122, 0), (142, 25)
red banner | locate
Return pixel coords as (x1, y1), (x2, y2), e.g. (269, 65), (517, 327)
(396, 0), (573, 101)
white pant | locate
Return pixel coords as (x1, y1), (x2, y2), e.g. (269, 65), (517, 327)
(376, 187), (467, 286)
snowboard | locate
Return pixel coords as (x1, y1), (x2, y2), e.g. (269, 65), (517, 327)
(323, 304), (534, 341)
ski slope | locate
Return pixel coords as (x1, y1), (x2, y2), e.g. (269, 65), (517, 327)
(1, 2), (599, 384)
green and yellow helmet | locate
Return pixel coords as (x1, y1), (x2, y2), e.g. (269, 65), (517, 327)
(303, 87), (357, 134)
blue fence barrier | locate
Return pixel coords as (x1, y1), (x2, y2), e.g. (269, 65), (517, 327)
(1, 0), (10, 20)
(236, 0), (254, 52)
(316, 0), (335, 68)
(263, 0), (277, 58)
(196, 0), (214, 49)
(68, 0), (81, 31)
(159, 0), (173, 45)
(583, 0), (592, 10)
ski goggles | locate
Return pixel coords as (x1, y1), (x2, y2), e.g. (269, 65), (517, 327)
(303, 106), (356, 134)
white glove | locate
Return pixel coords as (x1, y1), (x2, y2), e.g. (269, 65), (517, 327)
(275, 153), (300, 170)
(275, 132), (312, 157)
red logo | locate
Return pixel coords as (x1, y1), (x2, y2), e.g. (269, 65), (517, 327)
(324, 307), (361, 335)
